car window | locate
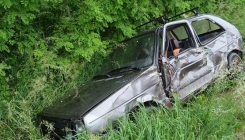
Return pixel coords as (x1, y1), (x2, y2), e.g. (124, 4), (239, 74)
(172, 26), (188, 41)
(96, 33), (155, 75)
(163, 23), (195, 59)
(191, 19), (224, 44)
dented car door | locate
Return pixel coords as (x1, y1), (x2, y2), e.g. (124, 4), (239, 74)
(168, 47), (213, 99)
(161, 21), (213, 100)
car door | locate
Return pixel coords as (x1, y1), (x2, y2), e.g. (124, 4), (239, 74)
(160, 21), (213, 100)
(191, 17), (227, 74)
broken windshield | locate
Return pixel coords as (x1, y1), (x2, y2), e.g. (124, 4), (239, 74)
(96, 32), (155, 76)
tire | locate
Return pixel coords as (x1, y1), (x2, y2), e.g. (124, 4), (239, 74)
(228, 53), (244, 78)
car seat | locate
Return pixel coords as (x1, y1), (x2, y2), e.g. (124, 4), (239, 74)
(170, 39), (182, 56)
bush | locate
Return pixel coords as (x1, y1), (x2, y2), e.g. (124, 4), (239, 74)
(0, 0), (245, 139)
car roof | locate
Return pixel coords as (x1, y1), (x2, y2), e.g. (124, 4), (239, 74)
(130, 12), (241, 45)
(184, 14), (219, 22)
(135, 14), (214, 33)
(135, 13), (232, 37)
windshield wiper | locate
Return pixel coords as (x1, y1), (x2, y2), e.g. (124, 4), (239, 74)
(92, 74), (111, 80)
(107, 66), (142, 75)
(93, 66), (142, 80)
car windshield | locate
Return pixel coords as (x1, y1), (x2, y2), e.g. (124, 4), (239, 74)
(96, 32), (155, 76)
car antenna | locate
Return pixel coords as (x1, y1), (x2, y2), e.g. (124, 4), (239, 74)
(136, 7), (199, 29)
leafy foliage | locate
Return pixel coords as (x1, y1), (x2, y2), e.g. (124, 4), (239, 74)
(0, 0), (244, 139)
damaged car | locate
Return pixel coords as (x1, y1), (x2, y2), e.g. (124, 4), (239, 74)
(38, 8), (243, 138)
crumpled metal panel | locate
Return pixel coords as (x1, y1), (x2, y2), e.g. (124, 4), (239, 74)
(165, 16), (243, 100)
(168, 47), (212, 99)
(169, 32), (241, 99)
(83, 66), (170, 133)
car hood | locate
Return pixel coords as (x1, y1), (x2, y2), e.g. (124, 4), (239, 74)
(39, 70), (144, 119)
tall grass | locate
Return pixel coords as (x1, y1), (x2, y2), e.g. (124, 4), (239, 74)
(0, 54), (85, 139)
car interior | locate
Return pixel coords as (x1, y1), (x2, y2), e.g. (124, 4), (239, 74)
(163, 24), (194, 59)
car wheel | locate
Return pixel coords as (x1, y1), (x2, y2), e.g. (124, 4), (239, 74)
(228, 53), (244, 78)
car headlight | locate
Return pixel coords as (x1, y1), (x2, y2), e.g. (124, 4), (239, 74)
(74, 120), (85, 133)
